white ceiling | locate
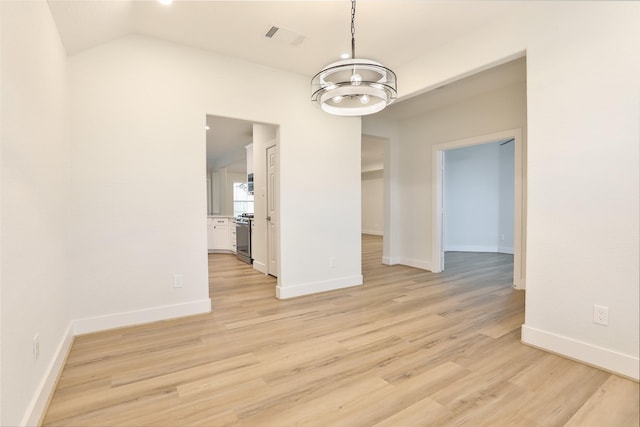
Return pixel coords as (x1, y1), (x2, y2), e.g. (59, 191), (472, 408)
(205, 116), (254, 172)
(47, 0), (521, 77)
(46, 1), (526, 172)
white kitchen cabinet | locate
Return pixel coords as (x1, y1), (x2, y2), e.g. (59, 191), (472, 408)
(208, 217), (231, 251)
(207, 218), (215, 250)
(229, 221), (237, 253)
(250, 219), (255, 259)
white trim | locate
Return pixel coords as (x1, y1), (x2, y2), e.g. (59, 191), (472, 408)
(445, 245), (499, 253)
(431, 149), (445, 273)
(276, 275), (363, 299)
(73, 299), (212, 335)
(521, 325), (640, 381)
(21, 300), (213, 425)
(443, 245), (515, 254)
(362, 229), (383, 236)
(432, 128), (525, 289)
(361, 167), (383, 174)
(382, 256), (399, 265)
(512, 129), (525, 290)
(398, 257), (432, 271)
(21, 322), (75, 427)
(252, 260), (268, 274)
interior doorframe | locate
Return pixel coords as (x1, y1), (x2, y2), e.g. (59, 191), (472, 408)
(431, 128), (526, 289)
(266, 143), (279, 279)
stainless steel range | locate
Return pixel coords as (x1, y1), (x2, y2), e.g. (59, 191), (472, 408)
(235, 213), (253, 264)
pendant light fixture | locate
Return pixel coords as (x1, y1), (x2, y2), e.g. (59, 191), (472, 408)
(311, 0), (397, 116)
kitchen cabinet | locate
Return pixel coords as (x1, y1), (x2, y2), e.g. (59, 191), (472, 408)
(207, 218), (215, 249)
(229, 221), (237, 253)
(208, 217), (232, 252)
(250, 219), (255, 259)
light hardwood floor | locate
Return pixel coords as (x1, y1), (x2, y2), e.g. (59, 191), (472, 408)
(43, 235), (639, 426)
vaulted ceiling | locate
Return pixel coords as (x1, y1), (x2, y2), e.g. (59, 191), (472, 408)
(47, 0), (521, 78)
(46, 1), (526, 171)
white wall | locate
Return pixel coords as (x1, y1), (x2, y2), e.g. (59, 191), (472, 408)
(393, 82), (526, 269)
(521, 3), (639, 378)
(361, 170), (384, 236)
(278, 108), (363, 296)
(2, 17), (363, 423)
(68, 34), (362, 320)
(498, 141), (514, 253)
(370, 1), (640, 378)
(444, 141), (514, 253)
(444, 142), (500, 252)
(68, 36), (211, 327)
(1, 2), (72, 425)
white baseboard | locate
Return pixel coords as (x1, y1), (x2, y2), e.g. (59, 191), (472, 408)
(444, 245), (498, 253)
(21, 299), (212, 425)
(73, 298), (212, 335)
(276, 275), (363, 299)
(22, 322), (75, 427)
(398, 257), (432, 272)
(361, 229), (383, 236)
(253, 260), (267, 274)
(382, 256), (399, 265)
(521, 324), (639, 380)
(498, 245), (514, 254)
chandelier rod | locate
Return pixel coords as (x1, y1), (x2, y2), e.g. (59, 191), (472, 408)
(351, 0), (356, 59)
(310, 0), (397, 116)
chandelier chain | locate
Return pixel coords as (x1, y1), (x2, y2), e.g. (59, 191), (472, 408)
(351, 0), (356, 58)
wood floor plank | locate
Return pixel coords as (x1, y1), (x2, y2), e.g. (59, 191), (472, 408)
(42, 235), (639, 426)
(564, 375), (640, 427)
(371, 396), (445, 427)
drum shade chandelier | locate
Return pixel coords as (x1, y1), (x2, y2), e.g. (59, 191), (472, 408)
(311, 0), (397, 116)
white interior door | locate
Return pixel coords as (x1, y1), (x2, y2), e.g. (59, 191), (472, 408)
(267, 145), (278, 277)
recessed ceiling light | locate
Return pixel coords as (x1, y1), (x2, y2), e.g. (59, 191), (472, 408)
(158, 0), (173, 5)
(340, 53), (350, 59)
(205, 125), (210, 131)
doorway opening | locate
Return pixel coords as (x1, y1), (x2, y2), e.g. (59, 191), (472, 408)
(205, 115), (280, 298)
(361, 135), (387, 268)
(432, 129), (526, 289)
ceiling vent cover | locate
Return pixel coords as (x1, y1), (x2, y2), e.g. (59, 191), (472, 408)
(264, 25), (305, 46)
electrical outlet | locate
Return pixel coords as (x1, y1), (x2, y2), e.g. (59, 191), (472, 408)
(593, 305), (609, 326)
(173, 274), (183, 288)
(329, 256), (335, 268)
(500, 234), (505, 241)
(33, 334), (40, 361)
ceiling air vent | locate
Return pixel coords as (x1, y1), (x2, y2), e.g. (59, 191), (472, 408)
(264, 25), (305, 46)
(265, 26), (279, 38)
